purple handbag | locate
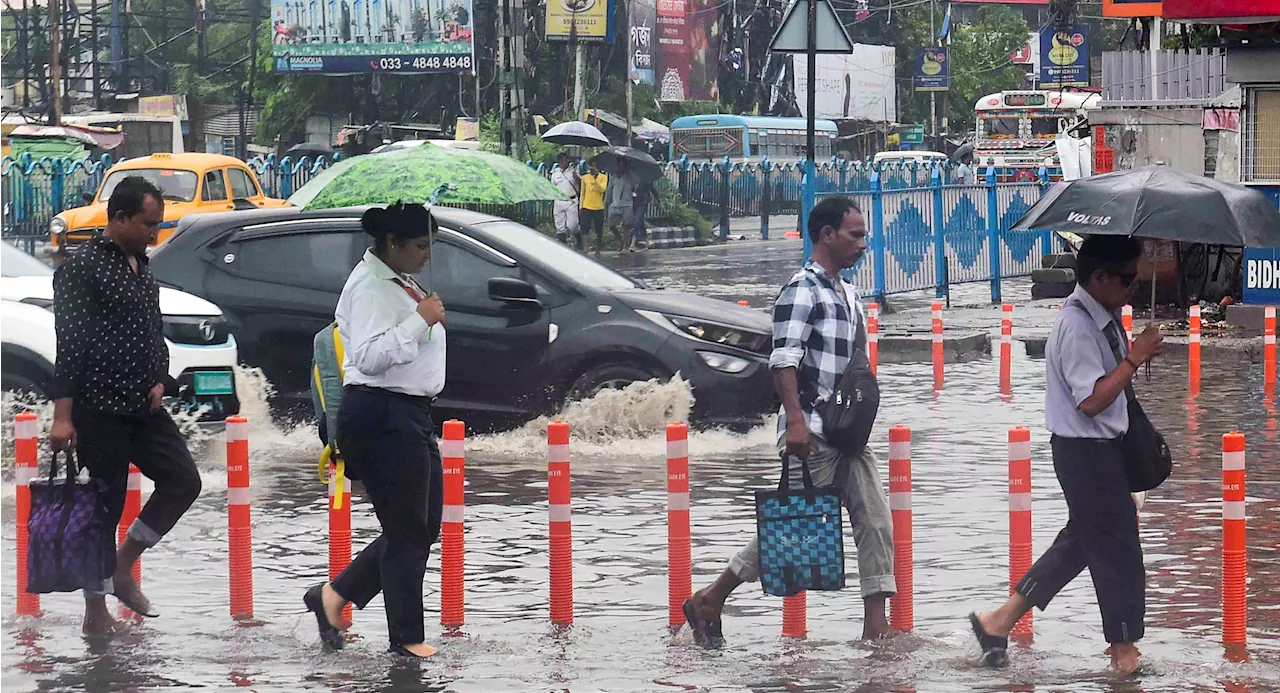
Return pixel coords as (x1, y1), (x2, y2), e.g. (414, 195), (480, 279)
(26, 451), (114, 594)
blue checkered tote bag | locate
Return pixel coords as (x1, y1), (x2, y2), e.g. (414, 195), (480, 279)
(755, 454), (845, 597)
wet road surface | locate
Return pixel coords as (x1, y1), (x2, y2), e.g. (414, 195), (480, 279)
(3, 239), (1278, 692)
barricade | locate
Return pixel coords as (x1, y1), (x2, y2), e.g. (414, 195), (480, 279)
(867, 302), (880, 376)
(666, 423), (692, 629)
(931, 304), (944, 389)
(548, 421), (574, 625)
(441, 420), (466, 628)
(14, 412), (39, 616)
(1008, 427), (1033, 637)
(782, 592), (806, 638)
(1189, 305), (1201, 390)
(328, 461), (352, 626)
(1222, 432), (1247, 646)
(889, 426), (913, 632)
(1000, 304), (1013, 394)
(226, 416), (253, 619)
(117, 463), (143, 617)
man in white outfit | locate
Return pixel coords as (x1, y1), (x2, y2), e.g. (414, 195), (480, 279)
(551, 153), (580, 245)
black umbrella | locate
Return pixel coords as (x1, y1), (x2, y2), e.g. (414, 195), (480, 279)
(287, 142), (335, 157)
(595, 146), (664, 187)
(1012, 165), (1280, 247)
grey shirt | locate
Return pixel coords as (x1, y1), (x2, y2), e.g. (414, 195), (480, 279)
(606, 173), (636, 214)
(1044, 284), (1129, 439)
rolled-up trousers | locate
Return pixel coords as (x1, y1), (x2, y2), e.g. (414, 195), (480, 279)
(1015, 435), (1145, 644)
(330, 387), (443, 647)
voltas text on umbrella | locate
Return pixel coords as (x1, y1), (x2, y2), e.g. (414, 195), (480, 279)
(1067, 212), (1112, 227)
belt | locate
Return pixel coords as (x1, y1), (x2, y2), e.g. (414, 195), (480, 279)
(344, 383), (436, 405)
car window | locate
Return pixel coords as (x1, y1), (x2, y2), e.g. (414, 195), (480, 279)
(1, 241), (54, 276)
(474, 220), (637, 291)
(230, 231), (361, 291)
(100, 169), (199, 202)
(416, 239), (522, 308)
(227, 168), (259, 199)
(202, 170), (229, 201)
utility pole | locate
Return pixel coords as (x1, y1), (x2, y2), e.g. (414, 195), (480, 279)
(91, 0), (102, 109)
(928, 0), (936, 138)
(49, 0), (63, 124)
(20, 0), (30, 108)
(625, 0), (634, 144)
(1149, 15), (1162, 100)
(572, 30), (584, 121)
(497, 0), (511, 154)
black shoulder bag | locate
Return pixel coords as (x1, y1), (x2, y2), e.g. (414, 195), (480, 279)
(801, 305), (880, 455)
(1071, 302), (1173, 492)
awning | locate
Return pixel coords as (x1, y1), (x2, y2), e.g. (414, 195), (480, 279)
(10, 124), (125, 150)
(1162, 0), (1280, 22)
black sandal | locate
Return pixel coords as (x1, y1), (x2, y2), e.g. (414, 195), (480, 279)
(969, 612), (1009, 668)
(304, 583), (345, 650)
(682, 598), (724, 648)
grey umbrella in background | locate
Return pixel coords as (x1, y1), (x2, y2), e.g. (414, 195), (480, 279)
(1011, 165), (1280, 247)
(541, 121), (611, 148)
(595, 146), (664, 187)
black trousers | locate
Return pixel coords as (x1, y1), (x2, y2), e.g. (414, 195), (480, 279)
(579, 208), (605, 250)
(74, 407), (201, 567)
(330, 387), (443, 646)
(1015, 435), (1145, 643)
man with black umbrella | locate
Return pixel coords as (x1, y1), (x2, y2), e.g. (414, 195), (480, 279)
(968, 235), (1162, 676)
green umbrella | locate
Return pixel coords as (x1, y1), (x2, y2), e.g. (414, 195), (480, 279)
(288, 142), (567, 210)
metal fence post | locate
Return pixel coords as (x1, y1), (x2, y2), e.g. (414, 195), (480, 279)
(870, 172), (887, 300)
(932, 167), (946, 299)
(801, 159), (815, 263)
(51, 158), (66, 216)
(839, 158), (849, 193)
(986, 165), (1002, 303)
(678, 155), (690, 202)
(761, 158), (771, 241)
(280, 156), (294, 199)
(1037, 165), (1053, 253)
(719, 156), (730, 240)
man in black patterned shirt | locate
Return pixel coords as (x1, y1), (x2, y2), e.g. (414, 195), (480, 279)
(50, 176), (202, 634)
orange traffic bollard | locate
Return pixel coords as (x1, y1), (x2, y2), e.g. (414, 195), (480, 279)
(737, 300), (749, 307)
(226, 416), (253, 619)
(1189, 305), (1202, 389)
(666, 423), (692, 629)
(889, 426), (913, 632)
(931, 304), (944, 389)
(548, 421), (573, 625)
(782, 592), (807, 638)
(1000, 304), (1013, 394)
(1122, 305), (1134, 350)
(1265, 306), (1276, 387)
(867, 302), (880, 377)
(328, 460), (352, 626)
(14, 412), (40, 616)
(1222, 432), (1247, 646)
(440, 420), (466, 628)
(1008, 427), (1033, 637)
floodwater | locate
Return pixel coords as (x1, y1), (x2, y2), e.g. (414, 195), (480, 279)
(3, 241), (1279, 692)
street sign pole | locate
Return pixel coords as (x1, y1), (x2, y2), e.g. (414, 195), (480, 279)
(802, 0), (817, 261)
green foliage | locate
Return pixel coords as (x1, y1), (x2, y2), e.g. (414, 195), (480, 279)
(944, 5), (1032, 132)
(653, 179), (713, 241)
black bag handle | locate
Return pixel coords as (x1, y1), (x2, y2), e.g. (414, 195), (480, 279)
(43, 450), (82, 566)
(777, 453), (816, 493)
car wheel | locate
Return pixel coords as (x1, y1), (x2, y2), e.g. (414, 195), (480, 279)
(2, 363), (49, 400)
(567, 361), (665, 401)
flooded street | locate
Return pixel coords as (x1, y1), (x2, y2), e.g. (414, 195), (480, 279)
(4, 240), (1279, 692)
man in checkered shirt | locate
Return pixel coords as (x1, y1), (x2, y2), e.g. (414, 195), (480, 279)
(682, 196), (896, 646)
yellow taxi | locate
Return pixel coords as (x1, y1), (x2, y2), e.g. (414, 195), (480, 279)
(51, 153), (289, 248)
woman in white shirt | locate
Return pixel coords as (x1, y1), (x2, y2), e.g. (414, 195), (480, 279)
(303, 203), (446, 659)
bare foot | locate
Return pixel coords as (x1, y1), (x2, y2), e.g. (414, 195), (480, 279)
(320, 583), (346, 629)
(861, 624), (898, 640)
(401, 642), (438, 658)
(1108, 643), (1141, 676)
(688, 588), (724, 622)
(83, 600), (118, 635)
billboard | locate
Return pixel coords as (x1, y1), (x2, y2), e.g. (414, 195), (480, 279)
(1244, 247), (1280, 305)
(270, 0), (474, 73)
(546, 0), (611, 42)
(793, 45), (897, 122)
(913, 47), (948, 92)
(687, 0), (720, 101)
(1102, 0), (1162, 18)
(629, 0), (656, 85)
(1039, 24), (1089, 88)
(656, 0), (691, 101)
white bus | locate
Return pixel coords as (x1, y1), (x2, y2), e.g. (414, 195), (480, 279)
(972, 90), (1099, 181)
(60, 113), (185, 158)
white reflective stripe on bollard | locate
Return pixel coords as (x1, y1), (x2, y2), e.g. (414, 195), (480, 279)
(1223, 500), (1247, 520)
(15, 417), (38, 439)
(1223, 450), (1246, 471)
(889, 491), (912, 511)
(226, 419), (249, 442)
(1008, 440), (1031, 462)
(668, 492), (690, 511)
(547, 443), (571, 464)
(442, 505), (464, 523)
(1009, 493), (1032, 512)
(440, 439), (465, 458)
(666, 439), (688, 459)
(16, 466), (37, 486)
(549, 504), (572, 523)
(889, 441), (911, 460)
(128, 471), (143, 491)
(227, 487), (251, 506)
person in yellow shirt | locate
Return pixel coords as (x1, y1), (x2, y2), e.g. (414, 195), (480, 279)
(578, 159), (609, 253)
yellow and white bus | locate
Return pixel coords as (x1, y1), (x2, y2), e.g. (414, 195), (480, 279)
(972, 90), (1099, 181)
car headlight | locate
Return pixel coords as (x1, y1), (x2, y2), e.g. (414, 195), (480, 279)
(697, 351), (750, 374)
(669, 317), (771, 356)
(162, 315), (231, 346)
(50, 217), (67, 237)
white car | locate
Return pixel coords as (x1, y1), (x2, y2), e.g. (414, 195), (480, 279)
(0, 241), (240, 421)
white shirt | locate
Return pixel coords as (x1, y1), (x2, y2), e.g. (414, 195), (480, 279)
(335, 248), (446, 397)
(551, 166), (579, 200)
(1044, 284), (1128, 439)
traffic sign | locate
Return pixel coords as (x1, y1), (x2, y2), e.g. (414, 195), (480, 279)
(900, 125), (925, 144)
(770, 0), (854, 54)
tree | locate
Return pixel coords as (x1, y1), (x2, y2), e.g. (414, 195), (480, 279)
(945, 5), (1031, 132)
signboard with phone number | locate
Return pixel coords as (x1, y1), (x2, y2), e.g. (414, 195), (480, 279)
(1244, 247), (1280, 305)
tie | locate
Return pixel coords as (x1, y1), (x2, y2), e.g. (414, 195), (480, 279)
(1102, 320), (1137, 400)
(393, 277), (426, 302)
